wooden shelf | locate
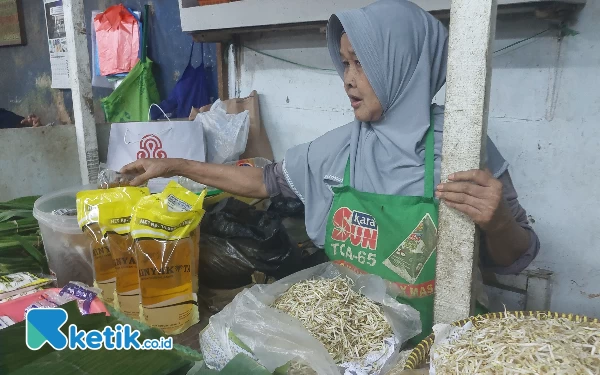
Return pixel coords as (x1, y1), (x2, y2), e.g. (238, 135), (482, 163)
(179, 0), (586, 42)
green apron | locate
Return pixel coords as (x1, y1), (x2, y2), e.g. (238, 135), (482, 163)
(324, 117), (438, 344)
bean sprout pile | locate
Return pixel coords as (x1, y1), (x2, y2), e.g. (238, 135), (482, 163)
(272, 277), (393, 364)
(432, 313), (600, 375)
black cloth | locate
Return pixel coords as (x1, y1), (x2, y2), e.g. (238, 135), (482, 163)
(0, 109), (24, 129)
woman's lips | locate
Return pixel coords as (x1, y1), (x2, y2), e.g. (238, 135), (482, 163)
(349, 95), (362, 109)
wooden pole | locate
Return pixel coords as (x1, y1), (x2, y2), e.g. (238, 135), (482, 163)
(434, 0), (498, 324)
(63, 0), (99, 184)
(216, 42), (229, 100)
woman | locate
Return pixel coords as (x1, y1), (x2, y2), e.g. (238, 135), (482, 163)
(122, 0), (539, 342)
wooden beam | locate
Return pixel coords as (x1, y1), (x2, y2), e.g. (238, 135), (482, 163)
(63, 0), (99, 184)
(434, 0), (498, 324)
(179, 0), (583, 36)
(216, 42), (229, 100)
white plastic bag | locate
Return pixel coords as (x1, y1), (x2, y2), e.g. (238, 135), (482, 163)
(194, 100), (250, 164)
(200, 262), (422, 375)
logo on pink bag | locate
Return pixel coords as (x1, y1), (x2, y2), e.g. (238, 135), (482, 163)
(137, 134), (168, 159)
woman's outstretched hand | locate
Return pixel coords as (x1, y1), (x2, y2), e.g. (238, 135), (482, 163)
(435, 169), (513, 233)
(120, 158), (269, 199)
(120, 158), (181, 186)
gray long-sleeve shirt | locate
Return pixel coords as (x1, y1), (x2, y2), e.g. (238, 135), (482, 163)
(264, 162), (540, 275)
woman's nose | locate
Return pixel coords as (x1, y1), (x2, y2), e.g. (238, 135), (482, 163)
(344, 72), (355, 89)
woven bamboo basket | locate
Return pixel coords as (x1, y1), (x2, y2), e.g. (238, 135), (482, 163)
(403, 310), (600, 370)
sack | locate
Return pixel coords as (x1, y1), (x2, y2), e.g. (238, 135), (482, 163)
(93, 4), (140, 76)
(198, 199), (302, 289)
(190, 91), (274, 161)
(200, 262), (422, 375)
(193, 100), (250, 164)
(105, 119), (206, 192)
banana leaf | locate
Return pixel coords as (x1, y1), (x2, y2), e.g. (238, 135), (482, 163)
(12, 236), (46, 266)
(0, 196), (38, 210)
(0, 217), (39, 235)
(0, 234), (47, 276)
(0, 210), (33, 222)
(0, 195), (48, 276)
(189, 355), (273, 375)
(104, 304), (204, 362)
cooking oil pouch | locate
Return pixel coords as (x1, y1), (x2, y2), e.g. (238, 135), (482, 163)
(131, 181), (206, 334)
(97, 187), (150, 319)
(77, 190), (116, 304)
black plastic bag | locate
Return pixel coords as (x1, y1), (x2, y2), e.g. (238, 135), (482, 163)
(267, 195), (304, 218)
(199, 198), (303, 289)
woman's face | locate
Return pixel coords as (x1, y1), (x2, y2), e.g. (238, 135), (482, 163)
(340, 33), (383, 122)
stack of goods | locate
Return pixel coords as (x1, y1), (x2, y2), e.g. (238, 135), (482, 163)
(429, 312), (600, 374)
(0, 272), (52, 303)
(0, 273), (109, 332)
(75, 180), (206, 335)
(76, 173), (145, 304)
(22, 282), (102, 317)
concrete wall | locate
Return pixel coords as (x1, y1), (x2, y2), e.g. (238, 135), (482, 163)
(0, 124), (111, 201)
(0, 126), (81, 199)
(234, 8), (600, 315)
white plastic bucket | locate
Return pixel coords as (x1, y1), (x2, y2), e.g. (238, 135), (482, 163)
(33, 185), (96, 287)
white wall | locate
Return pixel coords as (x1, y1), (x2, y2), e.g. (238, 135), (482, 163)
(235, 6), (600, 316)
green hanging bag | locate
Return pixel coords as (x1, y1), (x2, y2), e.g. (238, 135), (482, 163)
(101, 5), (160, 123)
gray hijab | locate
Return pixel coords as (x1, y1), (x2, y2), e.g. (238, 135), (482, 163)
(283, 0), (508, 247)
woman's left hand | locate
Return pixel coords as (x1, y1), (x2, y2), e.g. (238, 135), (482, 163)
(435, 169), (513, 233)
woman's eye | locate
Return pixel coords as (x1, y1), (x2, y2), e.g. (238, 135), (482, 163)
(342, 61), (350, 67)
(355, 60), (362, 67)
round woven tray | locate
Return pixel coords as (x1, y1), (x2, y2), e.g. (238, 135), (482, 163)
(403, 310), (600, 370)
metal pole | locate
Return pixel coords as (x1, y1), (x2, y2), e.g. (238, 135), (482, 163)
(63, 0), (99, 184)
(434, 0), (498, 324)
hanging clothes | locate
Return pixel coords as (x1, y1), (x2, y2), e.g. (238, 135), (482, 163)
(101, 5), (159, 123)
(150, 43), (210, 120)
(94, 4), (140, 76)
